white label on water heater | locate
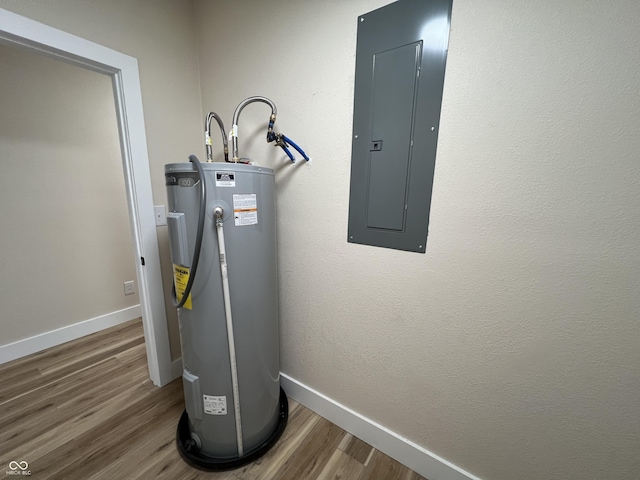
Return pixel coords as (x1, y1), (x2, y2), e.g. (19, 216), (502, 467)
(215, 171), (236, 187)
(203, 395), (227, 415)
(233, 194), (258, 226)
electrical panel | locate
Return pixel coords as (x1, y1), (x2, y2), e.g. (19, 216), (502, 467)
(347, 0), (452, 253)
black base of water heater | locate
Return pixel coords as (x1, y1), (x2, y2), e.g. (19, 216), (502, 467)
(176, 387), (289, 471)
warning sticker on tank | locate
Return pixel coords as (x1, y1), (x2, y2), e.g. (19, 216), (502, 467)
(173, 264), (192, 310)
(233, 194), (258, 226)
(203, 395), (227, 415)
(215, 171), (235, 187)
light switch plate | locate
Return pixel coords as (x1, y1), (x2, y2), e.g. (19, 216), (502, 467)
(154, 205), (167, 226)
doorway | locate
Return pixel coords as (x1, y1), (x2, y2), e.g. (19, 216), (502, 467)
(0, 8), (172, 386)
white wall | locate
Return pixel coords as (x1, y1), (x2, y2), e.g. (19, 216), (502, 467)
(0, 0), (204, 360)
(1, 1), (637, 477)
(0, 42), (139, 344)
(195, 1), (640, 479)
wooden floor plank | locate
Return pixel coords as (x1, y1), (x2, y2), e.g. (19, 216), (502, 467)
(130, 441), (241, 480)
(24, 435), (83, 478)
(0, 366), (44, 405)
(339, 432), (374, 465)
(271, 416), (345, 480)
(0, 318), (426, 480)
(405, 470), (430, 480)
(66, 379), (184, 472)
(0, 328), (143, 404)
(0, 356), (135, 452)
(113, 340), (147, 366)
(0, 401), (60, 449)
(0, 353), (144, 449)
(1, 380), (152, 467)
(54, 359), (149, 412)
(0, 356), (122, 419)
(287, 398), (300, 412)
(86, 402), (179, 480)
(37, 334), (144, 377)
(316, 449), (365, 480)
(358, 449), (420, 480)
(235, 403), (321, 480)
(0, 319), (141, 375)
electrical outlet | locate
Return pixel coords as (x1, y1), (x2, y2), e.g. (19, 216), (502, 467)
(124, 281), (135, 295)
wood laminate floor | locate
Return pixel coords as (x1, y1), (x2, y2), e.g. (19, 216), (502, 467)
(0, 319), (427, 480)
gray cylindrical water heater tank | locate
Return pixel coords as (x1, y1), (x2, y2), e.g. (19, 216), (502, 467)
(165, 161), (287, 470)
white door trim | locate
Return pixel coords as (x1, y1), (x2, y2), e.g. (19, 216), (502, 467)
(0, 8), (173, 386)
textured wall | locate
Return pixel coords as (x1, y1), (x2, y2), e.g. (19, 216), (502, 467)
(195, 1), (640, 479)
(0, 0), (204, 359)
(0, 42), (138, 343)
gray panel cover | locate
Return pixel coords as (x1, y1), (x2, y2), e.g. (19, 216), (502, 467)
(167, 212), (190, 267)
(348, 0), (452, 253)
(182, 369), (203, 420)
(366, 42), (421, 231)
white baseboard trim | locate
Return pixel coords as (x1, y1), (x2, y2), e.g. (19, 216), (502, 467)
(0, 305), (142, 365)
(280, 373), (481, 480)
(171, 358), (183, 379)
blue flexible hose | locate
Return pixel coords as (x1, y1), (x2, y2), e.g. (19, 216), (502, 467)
(282, 135), (310, 161)
(280, 144), (295, 162)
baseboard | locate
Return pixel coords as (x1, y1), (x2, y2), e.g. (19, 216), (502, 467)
(171, 357), (183, 379)
(0, 305), (142, 365)
(280, 373), (481, 480)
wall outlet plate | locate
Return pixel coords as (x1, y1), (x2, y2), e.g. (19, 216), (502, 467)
(124, 280), (135, 295)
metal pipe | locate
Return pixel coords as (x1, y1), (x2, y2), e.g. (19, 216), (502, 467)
(230, 96), (277, 162)
(205, 112), (229, 162)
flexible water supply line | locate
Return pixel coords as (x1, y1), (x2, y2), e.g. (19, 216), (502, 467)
(206, 112), (229, 162)
(230, 96), (277, 162)
(213, 207), (244, 457)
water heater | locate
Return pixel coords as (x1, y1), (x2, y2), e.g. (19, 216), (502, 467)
(166, 161), (287, 470)
(166, 96), (309, 470)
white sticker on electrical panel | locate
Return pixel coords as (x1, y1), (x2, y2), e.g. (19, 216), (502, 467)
(203, 395), (227, 415)
(215, 171), (236, 187)
(233, 194), (258, 226)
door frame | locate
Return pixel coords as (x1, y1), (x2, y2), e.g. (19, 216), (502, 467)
(0, 8), (173, 386)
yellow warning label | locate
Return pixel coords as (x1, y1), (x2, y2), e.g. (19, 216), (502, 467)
(173, 264), (192, 310)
